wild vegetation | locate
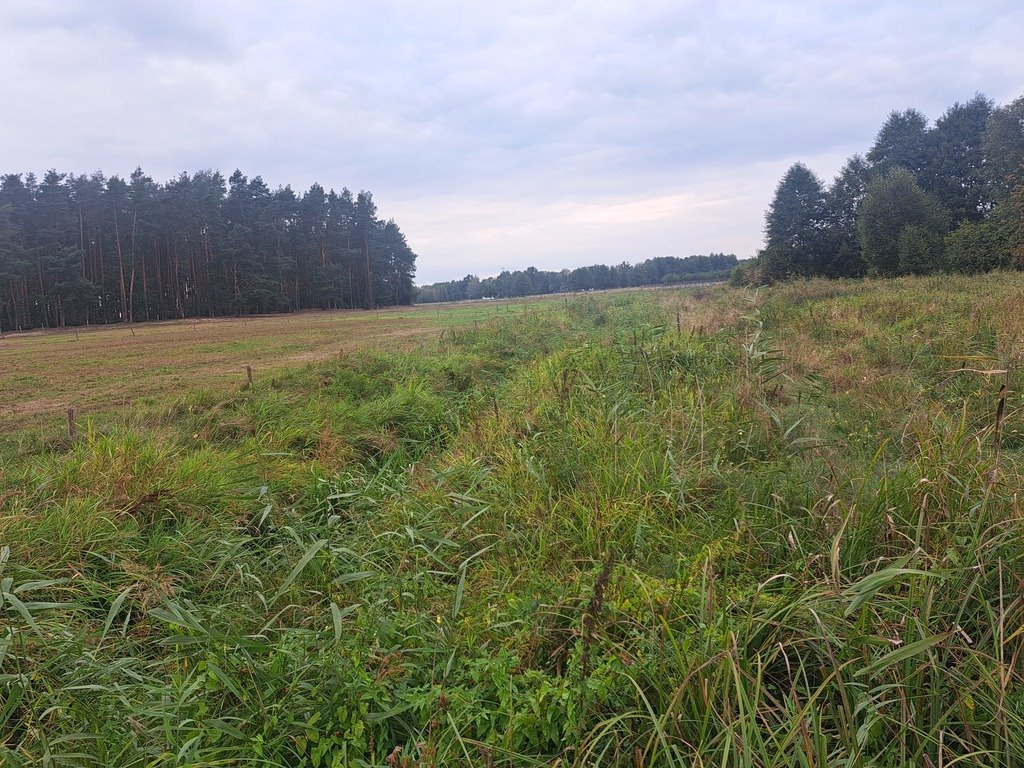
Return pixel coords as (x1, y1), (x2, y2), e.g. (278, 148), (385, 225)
(414, 254), (737, 303)
(2, 275), (1022, 766)
(737, 92), (1024, 284)
(0, 169), (418, 332)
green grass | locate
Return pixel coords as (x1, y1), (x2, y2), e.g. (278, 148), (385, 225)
(0, 299), (547, 432)
(1, 276), (1023, 766)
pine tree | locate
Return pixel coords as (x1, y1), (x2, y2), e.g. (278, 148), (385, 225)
(0, 168), (416, 327)
(822, 155), (870, 277)
(760, 163), (827, 282)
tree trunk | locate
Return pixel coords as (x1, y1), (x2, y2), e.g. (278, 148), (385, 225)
(114, 207), (128, 323)
(127, 208), (138, 324)
(363, 233), (373, 309)
(141, 248), (151, 322)
(154, 242), (165, 320)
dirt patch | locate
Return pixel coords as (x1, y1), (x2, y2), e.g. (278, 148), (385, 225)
(2, 397), (67, 418)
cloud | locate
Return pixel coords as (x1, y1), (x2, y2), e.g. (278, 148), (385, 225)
(1, 1), (1022, 282)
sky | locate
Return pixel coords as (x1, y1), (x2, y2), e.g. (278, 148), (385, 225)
(1, 2), (1022, 284)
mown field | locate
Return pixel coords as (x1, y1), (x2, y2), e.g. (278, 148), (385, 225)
(0, 299), (555, 432)
(1, 274), (1023, 766)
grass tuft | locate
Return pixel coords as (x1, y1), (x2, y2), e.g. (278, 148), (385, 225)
(2, 275), (1024, 765)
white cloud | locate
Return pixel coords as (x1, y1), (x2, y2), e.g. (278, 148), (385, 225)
(1, 0), (1022, 282)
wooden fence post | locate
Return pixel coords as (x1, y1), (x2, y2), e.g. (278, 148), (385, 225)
(67, 407), (77, 441)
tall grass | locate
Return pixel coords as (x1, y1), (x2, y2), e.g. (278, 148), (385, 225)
(1, 275), (1023, 765)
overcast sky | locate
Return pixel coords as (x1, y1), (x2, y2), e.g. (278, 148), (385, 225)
(1, 2), (1022, 283)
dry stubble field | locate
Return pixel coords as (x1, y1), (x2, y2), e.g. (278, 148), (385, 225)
(0, 297), (558, 432)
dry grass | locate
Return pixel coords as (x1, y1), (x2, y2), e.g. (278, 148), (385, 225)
(4, 277), (1024, 765)
(771, 274), (1024, 396)
(0, 300), (560, 431)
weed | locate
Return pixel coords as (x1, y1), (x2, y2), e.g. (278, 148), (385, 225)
(1, 276), (1024, 765)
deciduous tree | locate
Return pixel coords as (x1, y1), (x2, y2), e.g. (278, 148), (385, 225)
(858, 168), (950, 276)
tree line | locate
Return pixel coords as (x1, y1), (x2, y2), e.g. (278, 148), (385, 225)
(737, 92), (1024, 284)
(415, 253), (737, 303)
(0, 168), (418, 332)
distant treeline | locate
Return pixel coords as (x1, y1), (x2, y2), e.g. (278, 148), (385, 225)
(415, 253), (737, 303)
(0, 168), (418, 332)
(736, 92), (1024, 285)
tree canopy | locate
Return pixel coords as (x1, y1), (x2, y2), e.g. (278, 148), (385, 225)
(0, 168), (417, 332)
(740, 91), (1024, 284)
(415, 254), (737, 303)
(760, 163), (827, 282)
(859, 168), (950, 276)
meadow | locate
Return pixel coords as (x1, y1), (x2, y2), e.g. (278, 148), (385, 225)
(1, 275), (1023, 766)
(0, 299), (554, 432)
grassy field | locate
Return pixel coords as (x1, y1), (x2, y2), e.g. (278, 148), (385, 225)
(0, 299), (558, 432)
(1, 274), (1023, 766)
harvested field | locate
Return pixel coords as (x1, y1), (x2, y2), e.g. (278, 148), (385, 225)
(0, 299), (556, 430)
